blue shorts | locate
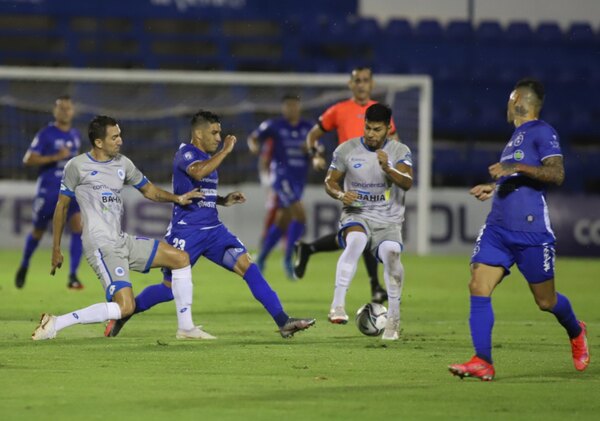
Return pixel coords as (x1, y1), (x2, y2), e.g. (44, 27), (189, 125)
(162, 224), (247, 281)
(272, 177), (305, 208)
(32, 193), (80, 230)
(471, 224), (556, 283)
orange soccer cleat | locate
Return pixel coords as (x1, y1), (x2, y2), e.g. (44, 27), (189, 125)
(570, 321), (590, 371)
(448, 356), (495, 381)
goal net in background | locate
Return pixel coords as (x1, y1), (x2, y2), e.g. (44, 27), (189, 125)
(0, 67), (432, 254)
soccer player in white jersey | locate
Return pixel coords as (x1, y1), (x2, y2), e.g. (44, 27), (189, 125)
(324, 103), (413, 340)
(32, 115), (206, 340)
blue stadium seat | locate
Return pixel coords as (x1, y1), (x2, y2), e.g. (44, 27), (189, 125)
(353, 18), (381, 39)
(446, 20), (474, 41)
(476, 21), (504, 43)
(567, 22), (595, 44)
(415, 20), (443, 40)
(384, 19), (412, 41)
(535, 22), (563, 44)
(505, 21), (533, 44)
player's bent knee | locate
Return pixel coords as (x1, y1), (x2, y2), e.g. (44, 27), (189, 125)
(535, 297), (557, 311)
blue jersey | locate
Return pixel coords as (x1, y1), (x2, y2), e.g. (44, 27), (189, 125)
(170, 143), (221, 229)
(28, 123), (81, 195)
(253, 118), (312, 184)
(486, 120), (562, 233)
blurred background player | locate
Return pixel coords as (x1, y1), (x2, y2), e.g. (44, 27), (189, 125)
(448, 79), (590, 381)
(248, 94), (313, 279)
(294, 67), (399, 304)
(15, 95), (84, 290)
(32, 115), (204, 340)
(105, 110), (316, 338)
(324, 104), (412, 340)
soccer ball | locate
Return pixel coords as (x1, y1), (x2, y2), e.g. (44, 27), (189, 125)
(355, 303), (387, 336)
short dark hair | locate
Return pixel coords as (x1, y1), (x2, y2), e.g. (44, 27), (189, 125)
(515, 78), (545, 104)
(281, 93), (300, 102)
(365, 103), (392, 125)
(191, 110), (220, 128)
(88, 115), (118, 147)
(351, 66), (372, 78)
(56, 94), (72, 102)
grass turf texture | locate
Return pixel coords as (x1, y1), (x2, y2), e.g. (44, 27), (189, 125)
(0, 249), (598, 420)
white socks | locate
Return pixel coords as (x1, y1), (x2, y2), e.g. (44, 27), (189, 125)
(55, 302), (122, 332)
(378, 241), (404, 321)
(332, 231), (368, 308)
(171, 265), (195, 331)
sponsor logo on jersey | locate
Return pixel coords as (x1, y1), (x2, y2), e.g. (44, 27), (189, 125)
(91, 171), (98, 176)
(72, 312), (79, 319)
(514, 150), (525, 160)
(513, 132), (525, 146)
(184, 151), (194, 160)
(115, 267), (125, 277)
(353, 163), (362, 168)
(117, 168), (125, 180)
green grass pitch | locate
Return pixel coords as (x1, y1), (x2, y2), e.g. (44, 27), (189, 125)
(0, 248), (598, 420)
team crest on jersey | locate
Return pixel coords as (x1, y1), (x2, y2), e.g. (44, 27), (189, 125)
(513, 132), (525, 146)
(514, 150), (525, 161)
(184, 151), (194, 161)
(115, 267), (125, 277)
(117, 168), (125, 180)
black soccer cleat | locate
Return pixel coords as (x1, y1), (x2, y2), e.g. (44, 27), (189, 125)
(292, 242), (311, 279)
(104, 315), (132, 337)
(68, 274), (84, 290)
(371, 284), (388, 304)
(15, 266), (28, 289)
(279, 317), (316, 338)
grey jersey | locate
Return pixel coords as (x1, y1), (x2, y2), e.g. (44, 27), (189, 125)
(60, 153), (148, 250)
(329, 137), (412, 225)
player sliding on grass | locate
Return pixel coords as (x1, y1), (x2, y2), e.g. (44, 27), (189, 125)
(32, 116), (206, 340)
(448, 78), (590, 381)
(105, 110), (316, 339)
(325, 103), (412, 340)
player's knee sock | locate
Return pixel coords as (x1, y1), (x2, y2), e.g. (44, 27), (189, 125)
(308, 232), (338, 254)
(243, 264), (288, 327)
(55, 302), (121, 331)
(285, 220), (305, 263)
(469, 296), (494, 364)
(379, 242), (403, 320)
(332, 232), (368, 308)
(258, 225), (283, 264)
(549, 292), (582, 339)
(171, 265), (195, 331)
(363, 249), (381, 291)
(134, 283), (174, 314)
(20, 233), (39, 268)
(69, 233), (83, 275)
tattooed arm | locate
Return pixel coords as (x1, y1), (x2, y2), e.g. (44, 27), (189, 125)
(488, 156), (564, 186)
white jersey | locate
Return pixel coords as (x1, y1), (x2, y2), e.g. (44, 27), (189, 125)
(329, 137), (412, 225)
(60, 152), (148, 250)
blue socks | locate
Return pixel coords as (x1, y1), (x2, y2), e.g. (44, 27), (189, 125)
(257, 225), (283, 268)
(69, 233), (83, 275)
(243, 264), (288, 327)
(20, 233), (39, 268)
(285, 220), (305, 263)
(469, 296), (494, 363)
(549, 293), (582, 339)
(134, 283), (174, 314)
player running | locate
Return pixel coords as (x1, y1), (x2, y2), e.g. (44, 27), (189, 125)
(325, 103), (412, 340)
(104, 110), (315, 339)
(448, 79), (590, 381)
(15, 95), (85, 290)
(294, 67), (398, 304)
(32, 115), (205, 340)
(247, 94), (313, 279)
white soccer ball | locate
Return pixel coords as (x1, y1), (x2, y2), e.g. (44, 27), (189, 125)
(355, 303), (387, 336)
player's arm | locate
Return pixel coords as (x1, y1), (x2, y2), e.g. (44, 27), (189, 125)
(488, 156), (564, 186)
(187, 135), (237, 181)
(51, 194), (71, 275)
(216, 192), (246, 207)
(376, 150), (413, 190)
(247, 132), (261, 155)
(139, 182), (203, 206)
(470, 183), (496, 201)
(23, 148), (70, 167)
(306, 124), (327, 170)
(325, 168), (358, 206)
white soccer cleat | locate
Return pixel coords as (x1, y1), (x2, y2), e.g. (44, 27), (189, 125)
(328, 306), (349, 324)
(32, 313), (57, 341)
(176, 325), (217, 340)
(382, 317), (400, 341)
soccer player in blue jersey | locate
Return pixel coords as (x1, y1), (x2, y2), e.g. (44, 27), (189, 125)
(449, 79), (590, 381)
(105, 110), (316, 338)
(15, 95), (85, 290)
(247, 94), (313, 279)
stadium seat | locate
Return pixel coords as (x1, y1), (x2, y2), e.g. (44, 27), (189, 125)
(567, 22), (595, 44)
(414, 20), (444, 40)
(353, 17), (381, 39)
(384, 18), (412, 41)
(535, 22), (563, 44)
(505, 21), (534, 44)
(446, 21), (474, 41)
(476, 21), (504, 43)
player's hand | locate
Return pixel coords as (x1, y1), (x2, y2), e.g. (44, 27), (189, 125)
(55, 147), (71, 161)
(376, 150), (390, 171)
(489, 162), (518, 180)
(222, 135), (237, 154)
(312, 155), (327, 171)
(51, 249), (63, 276)
(177, 188), (204, 206)
(340, 191), (359, 206)
(225, 191), (246, 206)
(470, 184), (495, 201)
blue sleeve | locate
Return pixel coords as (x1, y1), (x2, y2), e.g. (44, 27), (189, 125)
(178, 147), (204, 173)
(28, 130), (46, 154)
(254, 120), (273, 141)
(535, 125), (562, 161)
